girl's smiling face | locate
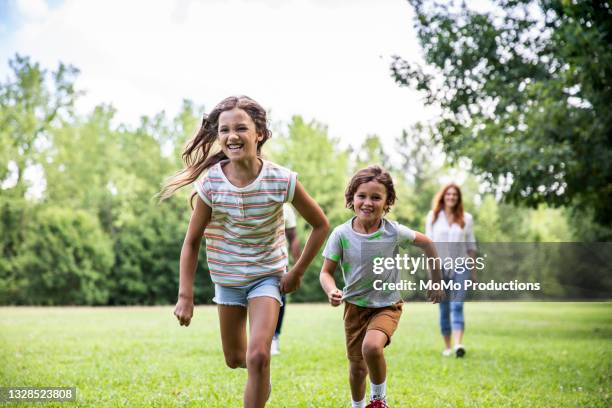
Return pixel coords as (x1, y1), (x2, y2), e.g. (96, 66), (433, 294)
(443, 186), (459, 209)
(353, 181), (388, 224)
(218, 108), (263, 161)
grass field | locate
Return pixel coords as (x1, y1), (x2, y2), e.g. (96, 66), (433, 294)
(1, 302), (610, 407)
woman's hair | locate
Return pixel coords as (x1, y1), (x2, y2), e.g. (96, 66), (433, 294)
(432, 183), (465, 228)
(157, 95), (272, 208)
(345, 165), (396, 214)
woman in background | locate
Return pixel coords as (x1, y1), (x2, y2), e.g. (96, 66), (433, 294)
(426, 184), (477, 358)
(271, 203), (302, 355)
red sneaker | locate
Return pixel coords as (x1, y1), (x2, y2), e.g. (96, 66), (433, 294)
(366, 399), (389, 408)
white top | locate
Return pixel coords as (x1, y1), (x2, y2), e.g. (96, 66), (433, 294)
(426, 210), (477, 274)
(283, 203), (297, 229)
(194, 160), (297, 286)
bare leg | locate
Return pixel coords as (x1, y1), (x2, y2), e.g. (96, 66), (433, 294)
(244, 297), (279, 408)
(349, 360), (368, 402)
(361, 330), (388, 385)
(443, 334), (452, 349)
(453, 329), (464, 346)
(218, 305), (248, 369)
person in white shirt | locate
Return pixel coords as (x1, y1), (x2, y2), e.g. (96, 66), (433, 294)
(426, 183), (477, 358)
(271, 204), (302, 355)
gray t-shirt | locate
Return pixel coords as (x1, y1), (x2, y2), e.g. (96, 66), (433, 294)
(322, 217), (416, 308)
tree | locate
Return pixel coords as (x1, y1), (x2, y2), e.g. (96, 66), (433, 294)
(0, 193), (29, 303)
(18, 207), (113, 305)
(0, 54), (79, 197)
(43, 105), (120, 231)
(392, 124), (445, 229)
(267, 116), (351, 301)
(391, 0), (612, 237)
(351, 134), (391, 171)
(0, 55), (80, 304)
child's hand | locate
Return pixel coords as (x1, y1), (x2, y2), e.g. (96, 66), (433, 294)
(327, 288), (343, 307)
(427, 288), (445, 304)
(173, 296), (194, 327)
(280, 271), (302, 294)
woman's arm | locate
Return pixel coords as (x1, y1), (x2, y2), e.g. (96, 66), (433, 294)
(280, 181), (330, 294)
(465, 214), (477, 281)
(413, 231), (445, 303)
(174, 196), (211, 326)
(320, 258), (343, 306)
(425, 211), (433, 239)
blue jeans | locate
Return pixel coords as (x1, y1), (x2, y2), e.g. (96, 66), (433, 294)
(439, 271), (468, 336)
(275, 294), (286, 337)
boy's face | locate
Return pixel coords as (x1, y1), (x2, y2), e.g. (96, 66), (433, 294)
(218, 108), (262, 161)
(353, 181), (387, 224)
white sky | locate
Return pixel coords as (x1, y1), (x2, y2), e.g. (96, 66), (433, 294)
(0, 0), (436, 150)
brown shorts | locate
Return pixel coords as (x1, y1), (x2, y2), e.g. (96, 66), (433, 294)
(343, 301), (403, 361)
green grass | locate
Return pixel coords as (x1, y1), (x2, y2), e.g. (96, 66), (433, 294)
(1, 303), (611, 407)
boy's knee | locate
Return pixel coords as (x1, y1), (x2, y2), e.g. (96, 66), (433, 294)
(246, 346), (270, 371)
(349, 361), (368, 379)
(361, 340), (384, 360)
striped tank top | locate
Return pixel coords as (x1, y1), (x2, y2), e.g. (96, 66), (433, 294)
(194, 159), (298, 286)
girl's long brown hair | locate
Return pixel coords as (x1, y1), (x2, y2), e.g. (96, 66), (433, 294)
(432, 183), (465, 228)
(157, 95), (272, 209)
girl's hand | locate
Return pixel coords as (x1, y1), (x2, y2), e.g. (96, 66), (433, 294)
(175, 197), (210, 328)
(427, 288), (445, 304)
(174, 296), (194, 327)
(280, 270), (302, 294)
(327, 288), (343, 307)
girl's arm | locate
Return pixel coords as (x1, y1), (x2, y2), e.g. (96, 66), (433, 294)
(320, 258), (343, 306)
(280, 181), (330, 294)
(413, 231), (445, 303)
(174, 196), (212, 326)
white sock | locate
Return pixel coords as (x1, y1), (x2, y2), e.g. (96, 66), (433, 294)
(370, 380), (386, 400)
(351, 398), (366, 408)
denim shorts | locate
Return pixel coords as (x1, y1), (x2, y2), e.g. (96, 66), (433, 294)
(213, 275), (283, 308)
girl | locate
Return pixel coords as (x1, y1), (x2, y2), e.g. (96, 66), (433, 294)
(320, 165), (444, 408)
(426, 183), (477, 358)
(159, 95), (329, 407)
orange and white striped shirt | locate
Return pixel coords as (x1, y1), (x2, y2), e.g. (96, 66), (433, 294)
(194, 160), (297, 286)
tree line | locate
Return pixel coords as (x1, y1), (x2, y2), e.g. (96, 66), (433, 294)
(2, 48), (603, 304)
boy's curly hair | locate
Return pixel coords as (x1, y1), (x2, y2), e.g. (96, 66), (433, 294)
(345, 165), (396, 214)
